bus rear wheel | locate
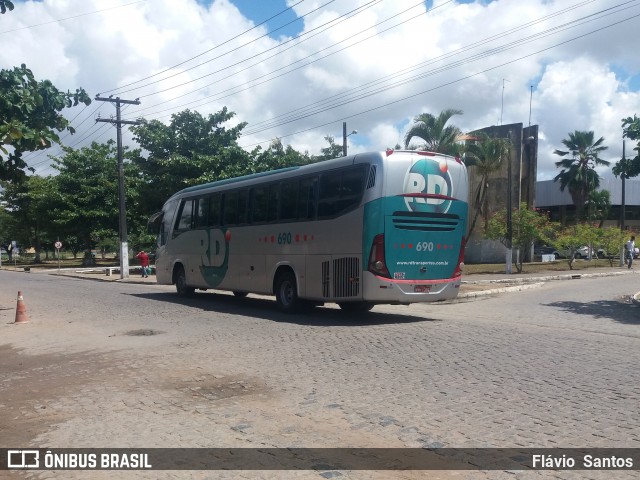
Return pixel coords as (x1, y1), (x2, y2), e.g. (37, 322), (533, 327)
(338, 301), (374, 312)
(275, 271), (301, 313)
(175, 266), (195, 297)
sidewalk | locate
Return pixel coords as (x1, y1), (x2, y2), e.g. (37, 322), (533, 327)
(6, 263), (638, 301)
(460, 265), (638, 299)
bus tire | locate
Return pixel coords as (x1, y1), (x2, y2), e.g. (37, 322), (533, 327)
(275, 271), (301, 313)
(338, 301), (374, 312)
(175, 266), (195, 297)
(233, 291), (248, 297)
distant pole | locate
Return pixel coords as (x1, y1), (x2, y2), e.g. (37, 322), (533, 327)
(529, 85), (533, 126)
(621, 139), (626, 231)
(95, 96), (141, 279)
(506, 131), (513, 274)
(342, 122), (347, 156)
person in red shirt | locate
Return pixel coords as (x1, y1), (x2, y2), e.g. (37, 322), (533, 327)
(136, 250), (150, 278)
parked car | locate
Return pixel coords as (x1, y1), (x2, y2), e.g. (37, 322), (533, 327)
(595, 247), (639, 259)
(555, 246), (595, 259)
(533, 245), (561, 260)
(573, 246), (596, 259)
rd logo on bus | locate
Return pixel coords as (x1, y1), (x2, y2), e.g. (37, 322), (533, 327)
(403, 158), (453, 214)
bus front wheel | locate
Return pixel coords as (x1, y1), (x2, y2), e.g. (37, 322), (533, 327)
(175, 266), (195, 297)
(275, 271), (301, 313)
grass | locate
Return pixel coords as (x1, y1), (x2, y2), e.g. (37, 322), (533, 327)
(463, 258), (623, 275)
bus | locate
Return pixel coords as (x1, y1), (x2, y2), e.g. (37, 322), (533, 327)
(148, 150), (468, 313)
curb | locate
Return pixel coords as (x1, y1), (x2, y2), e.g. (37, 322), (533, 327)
(458, 282), (545, 298)
(459, 269), (637, 299)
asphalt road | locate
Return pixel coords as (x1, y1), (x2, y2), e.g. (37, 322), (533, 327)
(1, 269), (639, 480)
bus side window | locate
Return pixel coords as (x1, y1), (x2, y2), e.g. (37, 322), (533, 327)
(175, 199), (194, 234)
(267, 183), (280, 223)
(298, 177), (317, 220)
(251, 186), (268, 223)
(318, 166), (366, 219)
(318, 171), (342, 218)
(280, 180), (299, 222)
(224, 191), (239, 225)
(194, 197), (209, 228)
(237, 189), (248, 225)
(209, 194), (221, 227)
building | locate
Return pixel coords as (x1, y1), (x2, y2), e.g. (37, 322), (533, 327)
(463, 121), (640, 264)
(464, 122), (539, 263)
(535, 177), (640, 229)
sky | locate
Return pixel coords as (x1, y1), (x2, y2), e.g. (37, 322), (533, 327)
(3, 0), (640, 181)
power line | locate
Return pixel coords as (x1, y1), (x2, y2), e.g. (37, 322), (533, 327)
(101, 0), (319, 96)
(237, 10), (640, 150)
(239, 0), (637, 137)
(131, 0), (433, 117)
(0, 0), (147, 35)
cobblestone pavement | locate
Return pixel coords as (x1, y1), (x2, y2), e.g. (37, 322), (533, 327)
(0, 267), (639, 480)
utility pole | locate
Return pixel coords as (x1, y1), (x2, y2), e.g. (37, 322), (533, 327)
(506, 131), (513, 274)
(95, 96), (141, 279)
(342, 121), (357, 156)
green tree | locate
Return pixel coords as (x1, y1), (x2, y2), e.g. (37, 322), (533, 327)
(403, 109), (463, 155)
(614, 114), (640, 180)
(464, 133), (510, 236)
(485, 203), (554, 273)
(49, 141), (138, 260)
(0, 175), (58, 263)
(130, 108), (248, 218)
(584, 189), (611, 227)
(316, 135), (344, 160)
(551, 223), (600, 270)
(0, 1), (14, 14)
(553, 130), (609, 223)
(0, 64), (91, 182)
(597, 227), (627, 266)
(253, 138), (313, 169)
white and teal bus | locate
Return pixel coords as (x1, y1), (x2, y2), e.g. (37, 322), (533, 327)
(149, 150), (468, 313)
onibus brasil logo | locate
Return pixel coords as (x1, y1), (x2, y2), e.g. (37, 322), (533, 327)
(402, 157), (453, 214)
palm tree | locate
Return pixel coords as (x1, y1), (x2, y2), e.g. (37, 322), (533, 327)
(553, 130), (609, 223)
(464, 133), (510, 236)
(404, 109), (463, 155)
(585, 189), (611, 228)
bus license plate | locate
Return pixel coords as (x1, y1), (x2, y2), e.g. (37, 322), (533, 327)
(414, 285), (431, 293)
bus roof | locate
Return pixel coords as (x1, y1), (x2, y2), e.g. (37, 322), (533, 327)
(167, 150), (462, 201)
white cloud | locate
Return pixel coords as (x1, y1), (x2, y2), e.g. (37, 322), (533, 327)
(2, 0), (639, 179)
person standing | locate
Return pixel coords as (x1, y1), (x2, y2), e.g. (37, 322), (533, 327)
(136, 250), (150, 277)
(625, 235), (636, 269)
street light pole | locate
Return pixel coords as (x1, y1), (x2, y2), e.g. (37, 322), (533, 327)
(506, 131), (513, 274)
(342, 121), (357, 156)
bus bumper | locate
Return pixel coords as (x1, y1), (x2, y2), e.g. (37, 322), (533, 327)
(362, 272), (461, 304)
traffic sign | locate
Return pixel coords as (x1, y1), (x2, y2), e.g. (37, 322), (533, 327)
(55, 241), (62, 249)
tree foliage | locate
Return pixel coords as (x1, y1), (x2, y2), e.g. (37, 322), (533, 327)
(49, 141), (140, 254)
(464, 133), (510, 236)
(0, 1), (14, 14)
(130, 108), (249, 218)
(614, 114), (640, 179)
(550, 223), (601, 270)
(485, 204), (554, 273)
(0, 175), (57, 262)
(404, 109), (463, 155)
(553, 130), (609, 223)
(0, 64), (91, 182)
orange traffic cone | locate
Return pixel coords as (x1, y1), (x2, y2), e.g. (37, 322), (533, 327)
(14, 291), (29, 324)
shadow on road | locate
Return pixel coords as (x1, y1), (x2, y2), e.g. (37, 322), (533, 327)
(544, 298), (640, 325)
(127, 291), (439, 327)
